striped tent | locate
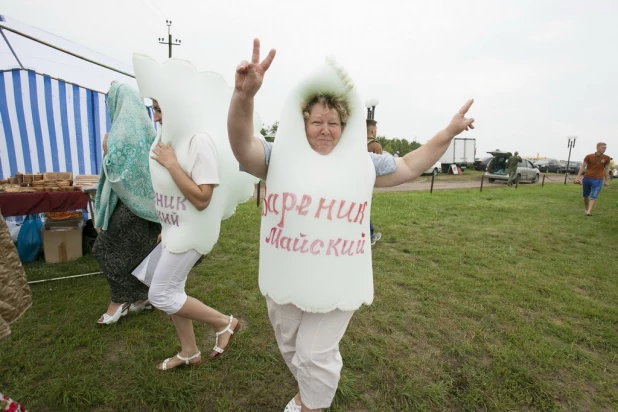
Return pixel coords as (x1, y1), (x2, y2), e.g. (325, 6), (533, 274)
(0, 69), (110, 179)
(0, 15), (156, 180)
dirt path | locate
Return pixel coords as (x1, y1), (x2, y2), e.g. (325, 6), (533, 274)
(251, 173), (572, 197)
(374, 174), (570, 192)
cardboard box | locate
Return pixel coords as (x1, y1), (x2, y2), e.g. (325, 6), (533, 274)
(45, 217), (83, 230)
(43, 227), (82, 263)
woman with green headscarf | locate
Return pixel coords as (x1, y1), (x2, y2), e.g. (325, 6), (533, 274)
(93, 82), (161, 325)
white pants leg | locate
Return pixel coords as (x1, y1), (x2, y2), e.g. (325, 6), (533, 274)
(148, 248), (201, 315)
(266, 297), (355, 410)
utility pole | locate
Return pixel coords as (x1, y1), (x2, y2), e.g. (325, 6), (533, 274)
(158, 20), (181, 58)
(564, 136), (577, 184)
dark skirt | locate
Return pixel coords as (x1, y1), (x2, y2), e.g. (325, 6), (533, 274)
(93, 200), (161, 303)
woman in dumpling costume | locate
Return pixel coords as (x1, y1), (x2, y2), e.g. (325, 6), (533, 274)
(147, 100), (240, 370)
(228, 40), (475, 412)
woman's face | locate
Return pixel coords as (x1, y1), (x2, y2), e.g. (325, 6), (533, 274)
(304, 103), (343, 155)
(152, 99), (162, 124)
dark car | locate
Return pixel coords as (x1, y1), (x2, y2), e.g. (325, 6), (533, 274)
(557, 161), (581, 174)
(473, 156), (492, 171)
(533, 159), (549, 171)
(540, 159), (561, 173)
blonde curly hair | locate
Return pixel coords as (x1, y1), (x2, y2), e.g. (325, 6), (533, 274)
(302, 93), (350, 127)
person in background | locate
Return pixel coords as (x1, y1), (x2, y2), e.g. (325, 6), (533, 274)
(366, 119), (382, 244)
(93, 83), (161, 325)
(575, 142), (611, 216)
(506, 151), (521, 187)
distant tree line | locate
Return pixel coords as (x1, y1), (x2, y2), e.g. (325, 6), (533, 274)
(375, 137), (422, 156)
(260, 121), (279, 142)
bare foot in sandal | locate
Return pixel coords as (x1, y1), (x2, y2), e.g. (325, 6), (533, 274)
(156, 351), (202, 371)
(209, 315), (240, 359)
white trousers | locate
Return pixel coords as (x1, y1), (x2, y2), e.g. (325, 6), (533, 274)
(148, 248), (201, 315)
(266, 297), (355, 410)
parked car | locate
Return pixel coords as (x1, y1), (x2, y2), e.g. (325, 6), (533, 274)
(556, 161), (581, 174)
(533, 159), (549, 171)
(473, 156), (492, 171)
(485, 151), (540, 183)
(422, 161), (441, 177)
(537, 158), (561, 173)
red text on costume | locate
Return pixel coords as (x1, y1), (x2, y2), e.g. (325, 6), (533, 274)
(262, 187), (368, 256)
(264, 227), (367, 256)
(262, 188), (368, 228)
(155, 191), (186, 227)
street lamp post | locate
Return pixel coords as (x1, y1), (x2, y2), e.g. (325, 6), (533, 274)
(564, 136), (577, 184)
(158, 20), (181, 58)
(364, 97), (379, 120)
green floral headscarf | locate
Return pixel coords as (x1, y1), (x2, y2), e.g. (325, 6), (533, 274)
(94, 83), (158, 230)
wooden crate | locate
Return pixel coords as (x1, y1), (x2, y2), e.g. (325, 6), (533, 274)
(74, 175), (100, 187)
(43, 172), (73, 180)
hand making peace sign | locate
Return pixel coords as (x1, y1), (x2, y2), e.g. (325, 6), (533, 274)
(234, 38), (276, 98)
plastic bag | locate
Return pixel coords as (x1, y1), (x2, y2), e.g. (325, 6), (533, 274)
(7, 220), (21, 242)
(17, 214), (43, 263)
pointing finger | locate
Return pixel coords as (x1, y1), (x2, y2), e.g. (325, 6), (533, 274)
(459, 98), (474, 115)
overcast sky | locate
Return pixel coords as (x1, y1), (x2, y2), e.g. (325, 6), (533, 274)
(2, 0), (617, 160)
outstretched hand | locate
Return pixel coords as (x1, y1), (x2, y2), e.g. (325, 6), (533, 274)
(234, 38), (276, 98)
(446, 99), (475, 137)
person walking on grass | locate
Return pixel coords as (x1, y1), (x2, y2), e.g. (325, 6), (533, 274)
(146, 100), (240, 370)
(93, 83), (161, 325)
(506, 151), (521, 187)
(227, 38), (475, 412)
(575, 142), (611, 216)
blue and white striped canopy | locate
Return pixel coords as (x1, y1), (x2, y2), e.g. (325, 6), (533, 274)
(0, 69), (110, 179)
(0, 69), (159, 180)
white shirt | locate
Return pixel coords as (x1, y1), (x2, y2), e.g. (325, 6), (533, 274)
(187, 134), (219, 187)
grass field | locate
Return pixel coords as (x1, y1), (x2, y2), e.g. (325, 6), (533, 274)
(2, 183), (617, 411)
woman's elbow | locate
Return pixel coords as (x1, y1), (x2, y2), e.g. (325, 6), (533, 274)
(195, 194), (213, 211)
(195, 199), (211, 211)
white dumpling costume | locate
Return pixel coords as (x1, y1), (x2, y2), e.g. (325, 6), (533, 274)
(259, 57), (376, 313)
(132, 54), (261, 254)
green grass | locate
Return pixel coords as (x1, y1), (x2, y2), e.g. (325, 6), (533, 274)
(2, 183), (617, 411)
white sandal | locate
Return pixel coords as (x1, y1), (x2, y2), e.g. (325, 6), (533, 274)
(209, 315), (240, 359)
(97, 303), (129, 325)
(284, 397), (302, 412)
(158, 351), (201, 371)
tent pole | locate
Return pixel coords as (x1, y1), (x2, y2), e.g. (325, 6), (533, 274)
(0, 27), (24, 69)
(0, 24), (135, 78)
